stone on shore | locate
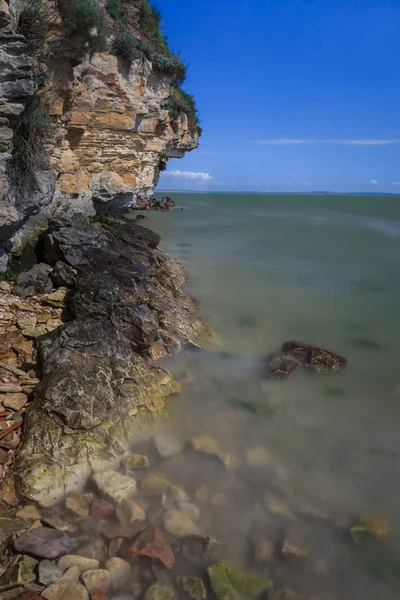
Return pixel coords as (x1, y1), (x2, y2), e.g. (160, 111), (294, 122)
(41, 582), (89, 600)
(81, 569), (111, 594)
(140, 474), (188, 501)
(38, 560), (63, 585)
(58, 555), (100, 573)
(92, 471), (137, 505)
(13, 527), (70, 558)
(163, 509), (201, 537)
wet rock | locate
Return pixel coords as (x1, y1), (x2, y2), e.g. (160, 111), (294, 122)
(0, 556), (38, 591)
(191, 436), (239, 469)
(264, 355), (297, 379)
(14, 527), (70, 558)
(265, 495), (296, 521)
(38, 560), (63, 585)
(180, 535), (224, 564)
(106, 557), (131, 591)
(116, 498), (146, 526)
(50, 261), (77, 288)
(65, 494), (92, 518)
(281, 530), (308, 560)
(120, 454), (150, 471)
(13, 264), (53, 299)
(77, 538), (106, 563)
(163, 509), (200, 537)
(81, 569), (111, 594)
(144, 584), (176, 600)
(252, 533), (274, 564)
(92, 471), (137, 505)
(58, 555), (100, 573)
(123, 525), (175, 569)
(41, 582), (89, 600)
(153, 432), (183, 458)
(177, 500), (201, 522)
(90, 499), (115, 521)
(282, 341), (347, 373)
(207, 563), (272, 600)
(177, 576), (207, 600)
(141, 474), (188, 501)
(350, 513), (388, 543)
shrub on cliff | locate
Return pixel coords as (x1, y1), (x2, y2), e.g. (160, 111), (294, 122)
(17, 0), (49, 54)
(166, 84), (201, 135)
(138, 0), (169, 54)
(107, 0), (127, 23)
(58, 0), (107, 51)
(111, 30), (151, 62)
(152, 53), (186, 85)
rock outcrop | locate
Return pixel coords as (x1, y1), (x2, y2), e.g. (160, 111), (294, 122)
(4, 217), (216, 507)
(0, 0), (200, 269)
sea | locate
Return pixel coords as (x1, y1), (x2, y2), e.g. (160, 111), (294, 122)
(128, 192), (400, 599)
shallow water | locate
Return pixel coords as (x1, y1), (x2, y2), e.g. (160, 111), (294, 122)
(127, 193), (400, 599)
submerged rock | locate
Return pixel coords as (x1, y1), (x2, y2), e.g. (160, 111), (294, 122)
(0, 556), (38, 591)
(57, 555), (99, 573)
(177, 576), (207, 600)
(41, 582), (89, 600)
(163, 509), (201, 537)
(141, 474), (188, 501)
(350, 513), (388, 543)
(180, 535), (224, 564)
(191, 435), (239, 469)
(144, 584), (176, 600)
(38, 560), (63, 586)
(92, 471), (137, 505)
(120, 454), (150, 471)
(207, 562), (272, 600)
(154, 432), (183, 458)
(14, 527), (70, 559)
(265, 340), (347, 379)
(123, 525), (175, 569)
(81, 569), (111, 594)
(106, 557), (131, 591)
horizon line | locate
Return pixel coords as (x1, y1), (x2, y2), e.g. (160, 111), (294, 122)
(156, 189), (400, 196)
(253, 139), (400, 145)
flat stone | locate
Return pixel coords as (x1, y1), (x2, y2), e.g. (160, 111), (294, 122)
(163, 509), (200, 537)
(106, 557), (131, 591)
(57, 555), (99, 573)
(2, 393), (28, 411)
(124, 525), (175, 569)
(153, 432), (183, 458)
(0, 383), (22, 393)
(120, 454), (150, 471)
(41, 582), (89, 600)
(57, 566), (79, 585)
(38, 560), (63, 585)
(13, 527), (70, 558)
(92, 470), (137, 505)
(65, 494), (92, 518)
(144, 584), (176, 600)
(0, 556), (38, 591)
(81, 569), (111, 594)
(41, 516), (73, 532)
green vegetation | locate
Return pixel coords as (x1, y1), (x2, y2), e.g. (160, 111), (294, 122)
(106, 0), (127, 23)
(12, 97), (53, 176)
(166, 84), (201, 134)
(58, 0), (107, 51)
(17, 0), (49, 54)
(111, 30), (150, 62)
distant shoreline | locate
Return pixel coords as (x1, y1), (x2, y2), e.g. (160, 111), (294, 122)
(156, 190), (400, 196)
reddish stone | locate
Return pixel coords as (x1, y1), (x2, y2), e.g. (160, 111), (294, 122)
(122, 525), (175, 569)
(14, 593), (42, 600)
(91, 591), (107, 600)
(90, 499), (115, 521)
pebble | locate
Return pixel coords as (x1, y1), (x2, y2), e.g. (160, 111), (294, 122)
(2, 393), (28, 411)
(41, 582), (89, 600)
(116, 498), (146, 526)
(81, 569), (111, 594)
(144, 584), (176, 600)
(57, 555), (99, 573)
(13, 527), (70, 559)
(106, 557), (131, 591)
(92, 470), (137, 505)
(38, 560), (63, 585)
(41, 516), (73, 532)
(163, 509), (201, 537)
(153, 432), (183, 458)
(126, 525), (175, 569)
(15, 505), (41, 522)
(57, 566), (80, 585)
(65, 494), (92, 518)
(120, 454), (150, 471)
(177, 576), (207, 600)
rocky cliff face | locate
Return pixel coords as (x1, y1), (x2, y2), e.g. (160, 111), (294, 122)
(0, 0), (199, 269)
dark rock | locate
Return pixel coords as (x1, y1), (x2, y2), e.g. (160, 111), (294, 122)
(180, 535), (224, 564)
(13, 527), (70, 558)
(281, 340), (347, 373)
(122, 525), (175, 570)
(13, 264), (53, 298)
(50, 261), (77, 288)
(264, 355), (297, 379)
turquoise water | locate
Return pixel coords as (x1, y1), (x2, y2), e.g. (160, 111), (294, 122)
(130, 193), (400, 599)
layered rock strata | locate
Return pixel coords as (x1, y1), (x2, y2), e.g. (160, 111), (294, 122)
(2, 217), (216, 507)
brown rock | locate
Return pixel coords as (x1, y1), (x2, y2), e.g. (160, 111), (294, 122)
(2, 393), (28, 411)
(65, 494), (92, 517)
(122, 525), (175, 569)
(0, 383), (22, 393)
(90, 499), (115, 521)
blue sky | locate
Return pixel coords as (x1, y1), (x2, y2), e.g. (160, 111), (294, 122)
(156, 0), (400, 193)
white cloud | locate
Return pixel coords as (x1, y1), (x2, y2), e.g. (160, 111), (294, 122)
(392, 182), (400, 186)
(253, 139), (400, 145)
(163, 170), (214, 181)
(369, 179), (378, 184)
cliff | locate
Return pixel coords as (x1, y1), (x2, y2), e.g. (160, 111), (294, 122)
(0, 0), (200, 269)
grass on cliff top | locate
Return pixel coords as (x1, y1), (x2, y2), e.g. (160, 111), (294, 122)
(17, 0), (50, 54)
